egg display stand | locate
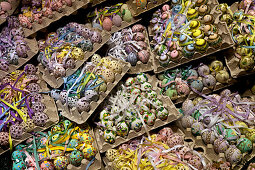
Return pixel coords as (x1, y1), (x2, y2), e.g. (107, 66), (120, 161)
(38, 26), (111, 89)
(0, 72), (59, 155)
(22, 0), (91, 37)
(0, 0), (21, 25)
(55, 57), (131, 124)
(149, 0), (235, 74)
(67, 128), (102, 170)
(127, 0), (171, 17)
(101, 122), (212, 169)
(94, 74), (181, 153)
(0, 38), (39, 80)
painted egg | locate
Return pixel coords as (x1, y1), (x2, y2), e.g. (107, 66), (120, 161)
(127, 52), (138, 66)
(165, 88), (178, 99)
(123, 9), (132, 22)
(202, 130), (216, 144)
(136, 73), (148, 84)
(116, 121), (129, 137)
(112, 15), (122, 27)
(106, 149), (118, 162)
(129, 117), (142, 131)
(109, 60), (122, 74)
(80, 133), (94, 144)
(240, 56), (255, 70)
(191, 110), (202, 120)
(137, 41), (147, 50)
(202, 74), (216, 89)
(147, 90), (157, 99)
(101, 119), (114, 129)
(102, 69), (115, 83)
(138, 50), (149, 64)
(121, 4), (129, 13)
(91, 54), (102, 65)
(216, 70), (230, 83)
(162, 4), (170, 11)
(181, 115), (195, 128)
(13, 160), (26, 170)
(244, 129), (255, 142)
(53, 156), (69, 170)
(104, 130), (116, 143)
(236, 137), (253, 153)
(103, 17), (112, 31)
(38, 152), (47, 160)
(176, 82), (190, 96)
(132, 24), (145, 33)
(76, 98), (90, 112)
(68, 139), (79, 148)
(100, 110), (110, 120)
(167, 133), (184, 148)
(198, 65), (210, 76)
(156, 107), (169, 120)
(12, 150), (25, 161)
(210, 60), (223, 72)
(82, 144), (97, 160)
(69, 150), (84, 166)
(136, 0), (147, 8)
(224, 129), (239, 143)
(40, 160), (54, 170)
(143, 112), (156, 125)
(133, 32), (145, 41)
(182, 99), (194, 115)
(188, 155), (203, 169)
(0, 132), (9, 146)
(140, 82), (152, 91)
(214, 136), (229, 153)
(191, 122), (204, 136)
(152, 98), (163, 107)
(225, 145), (242, 164)
(192, 97), (203, 106)
(188, 69), (198, 79)
(190, 79), (204, 91)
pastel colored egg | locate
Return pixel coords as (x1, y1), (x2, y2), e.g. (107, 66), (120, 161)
(182, 99), (194, 115)
(137, 50), (150, 64)
(136, 73), (148, 84)
(165, 88), (178, 99)
(225, 145), (242, 164)
(191, 122), (204, 136)
(156, 107), (169, 120)
(129, 117), (142, 131)
(103, 17), (112, 31)
(202, 130), (216, 144)
(112, 15), (122, 27)
(224, 129), (239, 143)
(190, 80), (204, 92)
(140, 82), (152, 91)
(214, 136), (229, 153)
(181, 115), (195, 128)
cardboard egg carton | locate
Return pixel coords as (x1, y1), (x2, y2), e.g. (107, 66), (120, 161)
(67, 128), (102, 170)
(38, 26), (110, 88)
(21, 0), (91, 37)
(0, 72), (59, 155)
(0, 38), (39, 80)
(94, 74), (181, 153)
(148, 2), (234, 73)
(102, 122), (211, 169)
(55, 57), (131, 124)
(91, 0), (108, 7)
(0, 0), (21, 25)
(127, 0), (171, 17)
(109, 23), (154, 74)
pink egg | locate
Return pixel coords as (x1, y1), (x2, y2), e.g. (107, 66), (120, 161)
(64, 0), (72, 6)
(162, 4), (170, 11)
(161, 12), (168, 19)
(138, 50), (150, 64)
(170, 50), (179, 59)
(103, 17), (112, 31)
(248, 10), (255, 15)
(1, 2), (12, 11)
(112, 15), (122, 27)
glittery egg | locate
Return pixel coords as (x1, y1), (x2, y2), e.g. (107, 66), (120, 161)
(167, 133), (184, 148)
(127, 52), (138, 66)
(224, 129), (239, 143)
(190, 80), (204, 91)
(82, 144), (97, 160)
(129, 117), (142, 131)
(112, 15), (122, 27)
(236, 137), (253, 153)
(106, 149), (118, 162)
(181, 115), (196, 128)
(103, 17), (112, 31)
(102, 69), (115, 83)
(202, 130), (216, 144)
(191, 122), (204, 136)
(216, 70), (230, 84)
(40, 160), (54, 170)
(140, 82), (152, 91)
(54, 156), (69, 170)
(202, 74), (216, 89)
(182, 99), (194, 115)
(143, 112), (156, 126)
(69, 150), (84, 166)
(225, 145), (242, 164)
(116, 121), (129, 137)
(104, 130), (116, 143)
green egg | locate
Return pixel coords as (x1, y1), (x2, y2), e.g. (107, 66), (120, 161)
(236, 137), (253, 153)
(165, 88), (178, 99)
(215, 123), (225, 135)
(224, 129), (239, 143)
(123, 9), (132, 22)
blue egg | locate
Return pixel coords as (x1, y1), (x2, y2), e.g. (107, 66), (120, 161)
(190, 80), (204, 91)
(127, 52), (138, 66)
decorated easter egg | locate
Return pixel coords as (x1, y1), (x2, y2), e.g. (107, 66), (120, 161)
(106, 149), (118, 162)
(54, 156), (69, 170)
(202, 74), (216, 89)
(80, 133), (94, 144)
(210, 60), (223, 72)
(0, 132), (9, 146)
(176, 82), (190, 96)
(182, 99), (194, 115)
(76, 98), (90, 112)
(214, 136), (230, 153)
(101, 119), (114, 129)
(137, 50), (149, 64)
(38, 152), (47, 160)
(12, 150), (25, 161)
(123, 9), (132, 22)
(143, 112), (156, 125)
(188, 155), (203, 169)
(129, 117), (142, 131)
(136, 0), (147, 8)
(156, 107), (169, 120)
(82, 144), (97, 160)
(91, 54), (102, 65)
(136, 73), (148, 84)
(103, 17), (112, 31)
(216, 70), (230, 83)
(165, 88), (178, 99)
(167, 133), (184, 148)
(225, 145), (242, 164)
(69, 150), (84, 166)
(134, 32), (145, 41)
(224, 129), (239, 143)
(181, 115), (195, 128)
(192, 97), (203, 106)
(13, 160), (26, 170)
(198, 65), (210, 76)
(147, 90), (157, 99)
(104, 130), (116, 143)
(127, 52), (138, 66)
(102, 69), (115, 83)
(116, 121), (129, 137)
(191, 110), (202, 120)
(152, 98), (163, 107)
(236, 137), (253, 153)
(100, 110), (110, 121)
(202, 130), (216, 144)
(191, 122), (204, 136)
(140, 82), (152, 91)
(40, 160), (54, 170)
(68, 139), (79, 148)
(190, 79), (204, 91)
(112, 15), (122, 27)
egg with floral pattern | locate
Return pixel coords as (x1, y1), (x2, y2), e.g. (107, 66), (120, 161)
(143, 112), (156, 126)
(53, 156), (69, 170)
(236, 137), (253, 153)
(69, 150), (84, 166)
(40, 160), (54, 170)
(82, 144), (97, 160)
(116, 121), (129, 137)
(104, 130), (116, 143)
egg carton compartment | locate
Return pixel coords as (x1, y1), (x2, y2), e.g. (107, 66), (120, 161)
(127, 0), (170, 17)
(148, 4), (234, 73)
(55, 57), (131, 124)
(0, 72), (59, 155)
(22, 0), (91, 37)
(108, 23), (154, 74)
(38, 26), (111, 89)
(94, 74), (181, 153)
(0, 38), (39, 80)
(102, 122), (212, 169)
(67, 128), (102, 170)
(0, 0), (21, 25)
(91, 0), (108, 7)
